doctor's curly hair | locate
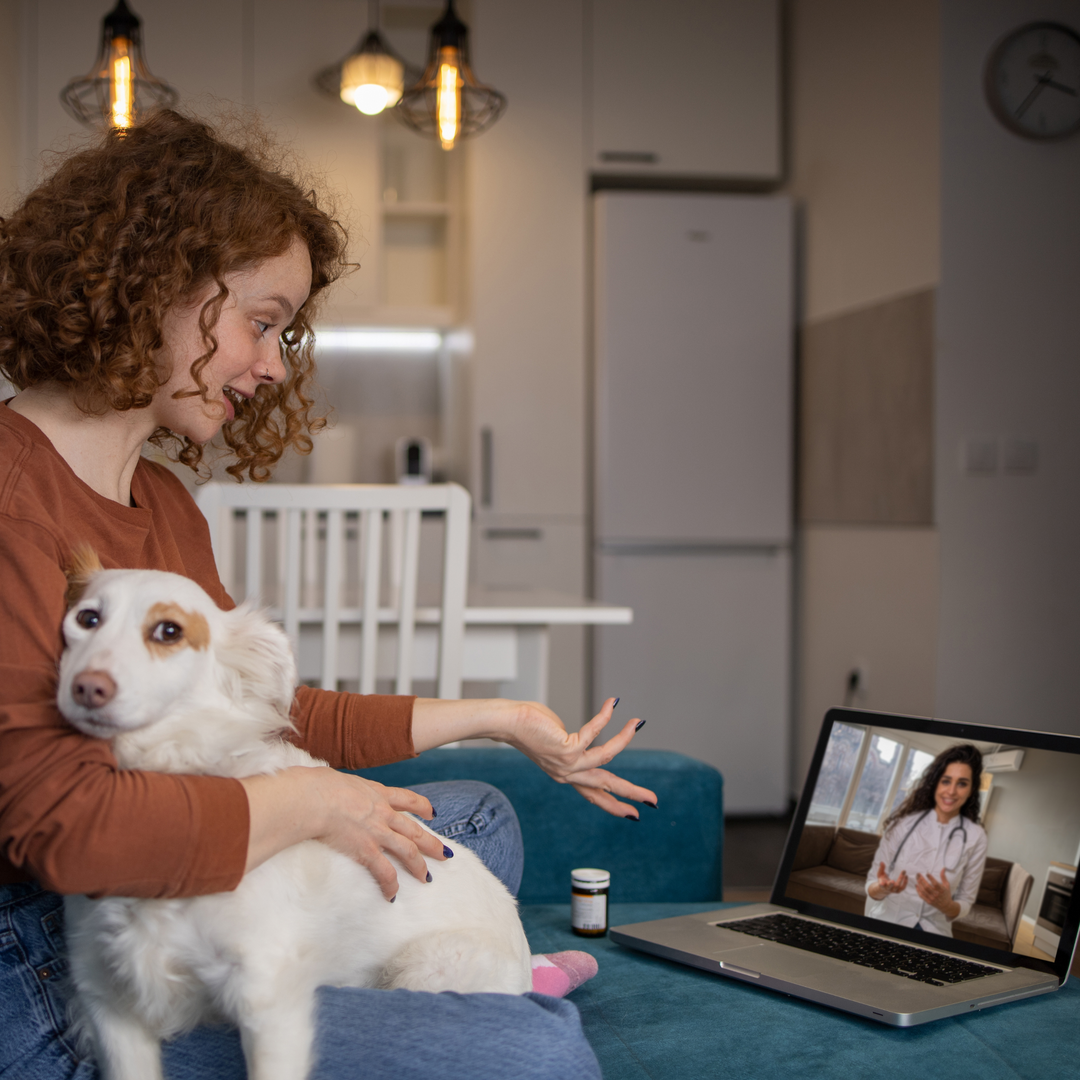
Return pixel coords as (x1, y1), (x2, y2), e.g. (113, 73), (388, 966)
(0, 109), (350, 481)
(881, 743), (983, 834)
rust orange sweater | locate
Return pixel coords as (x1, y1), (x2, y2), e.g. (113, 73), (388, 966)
(0, 402), (415, 898)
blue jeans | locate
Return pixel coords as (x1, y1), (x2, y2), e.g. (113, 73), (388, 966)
(0, 781), (599, 1080)
(410, 779), (525, 898)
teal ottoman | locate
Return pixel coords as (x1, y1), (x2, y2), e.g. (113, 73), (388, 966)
(355, 747), (724, 904)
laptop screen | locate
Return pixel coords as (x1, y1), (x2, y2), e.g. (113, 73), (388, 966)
(773, 708), (1080, 978)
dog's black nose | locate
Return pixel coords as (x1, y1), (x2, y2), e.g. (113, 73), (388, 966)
(72, 670), (117, 709)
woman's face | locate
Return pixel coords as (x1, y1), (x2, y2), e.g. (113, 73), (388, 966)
(934, 761), (974, 821)
(153, 236), (313, 445)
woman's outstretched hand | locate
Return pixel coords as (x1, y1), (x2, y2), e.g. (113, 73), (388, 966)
(501, 697), (658, 819)
(410, 695), (658, 820)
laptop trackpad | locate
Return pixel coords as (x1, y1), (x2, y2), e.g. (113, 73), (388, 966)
(714, 940), (835, 980)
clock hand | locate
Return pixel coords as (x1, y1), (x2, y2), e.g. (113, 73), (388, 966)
(1043, 76), (1078, 97)
(1015, 72), (1051, 118)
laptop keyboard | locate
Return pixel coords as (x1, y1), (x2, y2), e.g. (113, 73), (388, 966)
(718, 913), (999, 985)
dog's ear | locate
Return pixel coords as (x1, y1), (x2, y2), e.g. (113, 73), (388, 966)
(66, 545), (104, 608)
(216, 604), (298, 719)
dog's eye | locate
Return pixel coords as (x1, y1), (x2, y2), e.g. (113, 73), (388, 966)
(75, 609), (100, 630)
(151, 621), (184, 644)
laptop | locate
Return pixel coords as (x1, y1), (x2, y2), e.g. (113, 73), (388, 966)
(610, 707), (1080, 1026)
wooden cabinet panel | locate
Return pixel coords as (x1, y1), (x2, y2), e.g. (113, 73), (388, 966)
(799, 289), (934, 525)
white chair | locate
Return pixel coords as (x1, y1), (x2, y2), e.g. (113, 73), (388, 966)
(196, 482), (471, 698)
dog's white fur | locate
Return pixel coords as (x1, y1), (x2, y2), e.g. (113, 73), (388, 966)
(57, 566), (531, 1080)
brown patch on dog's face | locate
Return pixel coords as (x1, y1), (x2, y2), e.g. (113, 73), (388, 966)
(142, 602), (211, 658)
(65, 545), (104, 608)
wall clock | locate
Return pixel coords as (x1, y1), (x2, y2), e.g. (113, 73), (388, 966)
(984, 21), (1080, 140)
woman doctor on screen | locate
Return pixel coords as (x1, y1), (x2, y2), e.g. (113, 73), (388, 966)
(865, 744), (988, 937)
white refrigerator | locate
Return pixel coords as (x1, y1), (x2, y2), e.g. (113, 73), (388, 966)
(593, 192), (793, 815)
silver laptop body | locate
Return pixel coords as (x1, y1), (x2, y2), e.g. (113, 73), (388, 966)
(611, 708), (1080, 1026)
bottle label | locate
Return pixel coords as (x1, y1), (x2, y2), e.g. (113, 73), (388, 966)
(571, 892), (608, 931)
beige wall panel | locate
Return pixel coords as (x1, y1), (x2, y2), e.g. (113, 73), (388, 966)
(786, 0), (940, 321)
(795, 525), (939, 795)
(800, 288), (934, 525)
(0, 0), (20, 213)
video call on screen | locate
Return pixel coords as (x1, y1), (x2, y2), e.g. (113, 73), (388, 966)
(784, 719), (1080, 959)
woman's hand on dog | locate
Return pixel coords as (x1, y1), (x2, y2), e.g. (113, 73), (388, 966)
(412, 696), (658, 820)
(240, 768), (446, 900)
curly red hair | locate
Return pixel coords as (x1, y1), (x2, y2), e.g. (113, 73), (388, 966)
(0, 109), (350, 480)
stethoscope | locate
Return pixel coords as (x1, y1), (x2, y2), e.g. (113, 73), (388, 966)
(887, 809), (968, 875)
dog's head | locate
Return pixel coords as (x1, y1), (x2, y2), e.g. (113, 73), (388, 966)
(58, 556), (297, 750)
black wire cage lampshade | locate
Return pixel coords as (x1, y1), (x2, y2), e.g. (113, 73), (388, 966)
(60, 0), (178, 130)
(397, 0), (506, 151)
(314, 0), (415, 116)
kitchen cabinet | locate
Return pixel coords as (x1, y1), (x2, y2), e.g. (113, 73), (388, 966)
(468, 0), (588, 521)
(470, 514), (589, 728)
(587, 0), (782, 182)
(465, 0), (591, 721)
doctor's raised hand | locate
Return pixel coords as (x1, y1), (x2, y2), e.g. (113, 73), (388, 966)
(916, 869), (961, 920)
(867, 862), (908, 901)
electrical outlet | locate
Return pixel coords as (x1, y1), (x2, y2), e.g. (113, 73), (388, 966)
(844, 662), (869, 706)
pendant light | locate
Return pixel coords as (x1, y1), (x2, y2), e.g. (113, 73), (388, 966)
(60, 0), (178, 131)
(314, 1), (412, 117)
(396, 0), (506, 151)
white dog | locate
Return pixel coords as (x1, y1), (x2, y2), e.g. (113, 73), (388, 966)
(56, 555), (531, 1080)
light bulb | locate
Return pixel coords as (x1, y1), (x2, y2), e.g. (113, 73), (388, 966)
(354, 84), (390, 115)
(109, 36), (133, 129)
(436, 48), (460, 150)
(340, 49), (403, 116)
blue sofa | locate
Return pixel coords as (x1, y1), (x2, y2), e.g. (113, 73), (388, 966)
(358, 748), (1080, 1080)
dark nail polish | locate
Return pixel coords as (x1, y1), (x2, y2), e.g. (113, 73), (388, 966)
(635, 719), (646, 732)
(443, 845), (454, 858)
(390, 895), (397, 903)
(613, 697), (620, 708)
(626, 814), (640, 822)
(645, 800), (658, 809)
(426, 871), (432, 883)
(431, 807), (437, 818)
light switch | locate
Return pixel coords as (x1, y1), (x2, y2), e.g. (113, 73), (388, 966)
(1002, 439), (1039, 475)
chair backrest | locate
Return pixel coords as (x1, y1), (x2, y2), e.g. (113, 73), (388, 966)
(1002, 862), (1035, 948)
(196, 482), (471, 698)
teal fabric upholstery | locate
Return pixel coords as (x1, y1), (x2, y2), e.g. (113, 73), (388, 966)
(352, 747), (723, 903)
(522, 902), (1080, 1080)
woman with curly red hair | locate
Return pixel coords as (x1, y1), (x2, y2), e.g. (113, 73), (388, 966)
(0, 110), (648, 1079)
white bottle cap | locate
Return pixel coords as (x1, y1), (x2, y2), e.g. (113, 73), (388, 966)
(571, 868), (610, 888)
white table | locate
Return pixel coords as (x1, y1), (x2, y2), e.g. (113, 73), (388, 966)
(293, 588), (633, 704)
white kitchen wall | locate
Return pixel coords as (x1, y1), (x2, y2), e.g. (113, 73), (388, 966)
(937, 0), (1080, 735)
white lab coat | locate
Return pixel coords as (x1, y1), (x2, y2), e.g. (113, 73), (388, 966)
(864, 811), (988, 938)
